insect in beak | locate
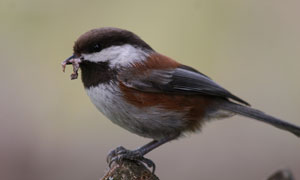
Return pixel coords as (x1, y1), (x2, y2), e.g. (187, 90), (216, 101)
(61, 54), (82, 80)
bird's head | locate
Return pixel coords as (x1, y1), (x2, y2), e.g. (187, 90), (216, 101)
(62, 27), (154, 80)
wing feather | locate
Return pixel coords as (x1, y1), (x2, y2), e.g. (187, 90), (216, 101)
(118, 54), (249, 106)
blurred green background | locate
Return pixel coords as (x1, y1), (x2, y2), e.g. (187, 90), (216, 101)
(0, 0), (299, 179)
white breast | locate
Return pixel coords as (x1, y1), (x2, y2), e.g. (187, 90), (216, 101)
(85, 82), (186, 140)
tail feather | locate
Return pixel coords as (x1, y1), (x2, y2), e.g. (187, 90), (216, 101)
(219, 101), (300, 137)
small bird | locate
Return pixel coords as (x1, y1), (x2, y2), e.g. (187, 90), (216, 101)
(62, 27), (300, 171)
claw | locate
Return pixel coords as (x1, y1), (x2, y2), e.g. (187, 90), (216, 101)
(106, 146), (156, 173)
(141, 157), (156, 173)
(108, 156), (117, 168)
(107, 146), (126, 164)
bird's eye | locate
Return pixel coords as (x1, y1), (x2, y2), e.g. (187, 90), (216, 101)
(94, 44), (100, 50)
(80, 56), (84, 60)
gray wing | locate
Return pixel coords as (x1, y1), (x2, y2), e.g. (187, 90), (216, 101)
(119, 66), (250, 106)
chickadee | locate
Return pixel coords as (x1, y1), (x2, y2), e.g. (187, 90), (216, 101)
(62, 27), (300, 170)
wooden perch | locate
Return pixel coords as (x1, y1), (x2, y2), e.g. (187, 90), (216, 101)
(100, 159), (295, 180)
(267, 169), (294, 180)
(100, 160), (159, 180)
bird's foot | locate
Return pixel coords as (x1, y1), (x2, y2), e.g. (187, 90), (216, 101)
(106, 146), (156, 173)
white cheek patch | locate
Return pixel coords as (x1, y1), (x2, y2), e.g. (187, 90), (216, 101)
(82, 44), (151, 68)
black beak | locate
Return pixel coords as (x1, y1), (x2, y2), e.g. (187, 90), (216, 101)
(63, 54), (76, 65)
(62, 54), (77, 72)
